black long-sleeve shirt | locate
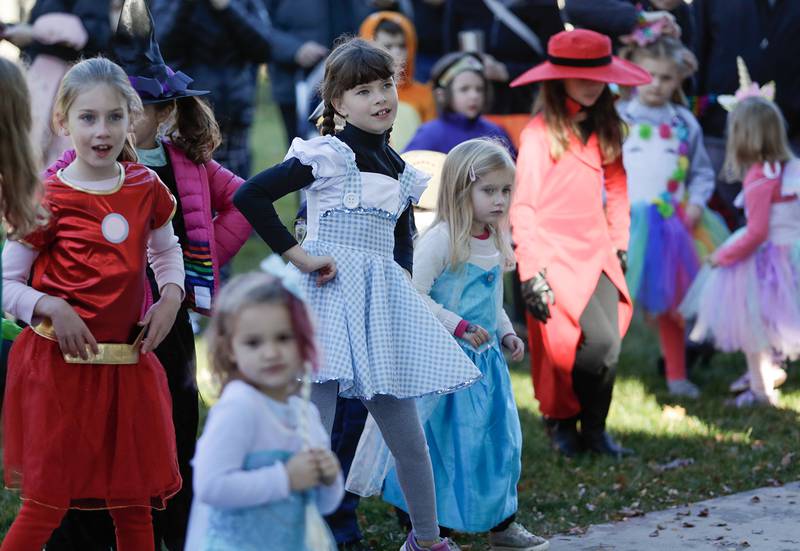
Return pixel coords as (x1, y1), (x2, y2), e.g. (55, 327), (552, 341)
(234, 124), (416, 273)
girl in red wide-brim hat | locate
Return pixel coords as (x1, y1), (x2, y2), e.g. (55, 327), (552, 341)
(509, 29), (650, 459)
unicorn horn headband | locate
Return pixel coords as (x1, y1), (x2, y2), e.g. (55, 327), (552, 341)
(717, 56), (775, 112)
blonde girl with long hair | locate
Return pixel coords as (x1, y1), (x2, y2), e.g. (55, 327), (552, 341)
(0, 58), (42, 241)
(681, 97), (800, 407)
(1, 56), (184, 550)
(382, 139), (549, 551)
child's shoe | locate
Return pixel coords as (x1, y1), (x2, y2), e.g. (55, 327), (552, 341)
(729, 367), (787, 393)
(728, 389), (779, 408)
(489, 522), (550, 550)
(400, 531), (461, 551)
(729, 371), (750, 394)
(667, 379), (700, 398)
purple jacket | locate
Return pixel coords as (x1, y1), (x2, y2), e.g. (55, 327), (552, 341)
(47, 143), (251, 314)
(403, 111), (515, 155)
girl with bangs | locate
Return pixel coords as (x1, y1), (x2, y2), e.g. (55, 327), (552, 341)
(235, 37), (479, 551)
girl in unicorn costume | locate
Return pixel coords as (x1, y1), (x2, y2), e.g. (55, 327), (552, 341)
(617, 35), (729, 398)
(681, 66), (800, 407)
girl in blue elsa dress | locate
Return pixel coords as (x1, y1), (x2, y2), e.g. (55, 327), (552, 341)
(185, 269), (343, 551)
(383, 139), (550, 551)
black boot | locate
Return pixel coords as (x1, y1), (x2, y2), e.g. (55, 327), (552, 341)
(544, 416), (584, 457)
(581, 430), (633, 459)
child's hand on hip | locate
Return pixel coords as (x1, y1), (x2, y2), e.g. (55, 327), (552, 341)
(286, 451), (321, 491)
(39, 296), (99, 360)
(284, 245), (337, 287)
(139, 283), (182, 354)
(311, 448), (341, 486)
(463, 323), (490, 348)
(502, 334), (525, 361)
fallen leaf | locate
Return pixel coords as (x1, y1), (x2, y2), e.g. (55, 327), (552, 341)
(619, 507), (645, 518)
(698, 507), (710, 517)
(683, 521), (695, 528)
(653, 457), (695, 473)
(713, 522), (728, 527)
(781, 452), (795, 467)
(657, 524), (666, 530)
(649, 530), (659, 537)
(677, 509), (692, 516)
(750, 496), (761, 504)
(661, 404), (686, 422)
(752, 529), (764, 534)
(567, 526), (586, 536)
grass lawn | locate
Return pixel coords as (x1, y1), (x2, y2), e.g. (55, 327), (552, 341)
(2, 78), (799, 548)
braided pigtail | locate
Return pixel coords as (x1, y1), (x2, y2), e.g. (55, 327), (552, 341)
(320, 102), (337, 136)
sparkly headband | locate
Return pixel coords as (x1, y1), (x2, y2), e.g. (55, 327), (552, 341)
(260, 254), (306, 301)
(437, 55), (485, 88)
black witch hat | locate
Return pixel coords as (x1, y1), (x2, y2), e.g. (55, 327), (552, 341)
(111, 0), (209, 104)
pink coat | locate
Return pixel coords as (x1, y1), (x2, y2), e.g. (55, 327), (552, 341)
(47, 143), (251, 314)
(510, 115), (633, 419)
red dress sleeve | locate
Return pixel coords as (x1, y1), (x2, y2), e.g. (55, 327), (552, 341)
(151, 174), (178, 230)
(20, 179), (59, 250)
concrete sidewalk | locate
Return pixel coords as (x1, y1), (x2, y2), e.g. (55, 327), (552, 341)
(549, 481), (800, 551)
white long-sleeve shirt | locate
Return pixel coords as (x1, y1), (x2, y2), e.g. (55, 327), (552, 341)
(192, 380), (344, 514)
(412, 222), (515, 340)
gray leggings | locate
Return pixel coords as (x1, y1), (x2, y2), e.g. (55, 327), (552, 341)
(312, 381), (439, 541)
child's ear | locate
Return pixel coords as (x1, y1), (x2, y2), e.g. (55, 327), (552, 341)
(156, 102), (176, 124)
(331, 97), (346, 118)
(54, 112), (69, 136)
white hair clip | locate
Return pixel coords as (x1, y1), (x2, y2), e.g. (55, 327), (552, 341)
(469, 165), (477, 182)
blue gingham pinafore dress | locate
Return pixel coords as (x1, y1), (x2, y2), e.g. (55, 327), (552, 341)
(292, 136), (480, 400)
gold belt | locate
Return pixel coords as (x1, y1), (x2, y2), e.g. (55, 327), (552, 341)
(32, 320), (145, 365)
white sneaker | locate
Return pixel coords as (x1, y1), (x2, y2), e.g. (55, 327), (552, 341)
(667, 379), (701, 398)
(489, 522), (550, 551)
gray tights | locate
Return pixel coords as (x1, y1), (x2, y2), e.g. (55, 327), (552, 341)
(311, 381), (439, 541)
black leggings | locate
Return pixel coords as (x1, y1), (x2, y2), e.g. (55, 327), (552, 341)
(572, 273), (621, 433)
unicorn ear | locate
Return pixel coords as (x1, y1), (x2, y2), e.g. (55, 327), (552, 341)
(717, 94), (737, 112)
(761, 81), (776, 102)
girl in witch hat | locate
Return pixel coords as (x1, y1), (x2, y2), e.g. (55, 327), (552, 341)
(45, 1), (251, 549)
(509, 29), (650, 458)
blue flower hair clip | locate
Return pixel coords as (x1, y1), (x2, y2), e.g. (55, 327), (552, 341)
(260, 254), (306, 301)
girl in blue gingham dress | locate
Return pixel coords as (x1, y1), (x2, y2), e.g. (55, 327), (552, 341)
(234, 38), (478, 550)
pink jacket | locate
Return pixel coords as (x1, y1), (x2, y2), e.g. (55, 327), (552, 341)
(47, 143), (251, 314)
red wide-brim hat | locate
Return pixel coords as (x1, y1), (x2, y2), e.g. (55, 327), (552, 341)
(511, 29), (651, 87)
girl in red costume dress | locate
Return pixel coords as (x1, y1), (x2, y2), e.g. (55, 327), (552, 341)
(0, 57), (184, 551)
(509, 29), (650, 458)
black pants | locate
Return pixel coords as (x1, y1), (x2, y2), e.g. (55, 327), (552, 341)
(324, 397), (369, 544)
(47, 308), (199, 551)
(571, 273), (621, 434)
